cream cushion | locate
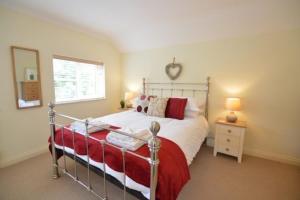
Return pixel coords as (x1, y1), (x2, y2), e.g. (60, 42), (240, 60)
(147, 98), (168, 118)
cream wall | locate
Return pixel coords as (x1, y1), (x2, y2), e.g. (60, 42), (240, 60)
(122, 29), (300, 165)
(0, 7), (121, 167)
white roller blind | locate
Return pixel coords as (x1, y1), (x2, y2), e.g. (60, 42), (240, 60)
(53, 58), (105, 103)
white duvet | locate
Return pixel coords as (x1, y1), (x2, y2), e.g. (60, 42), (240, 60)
(55, 110), (209, 198)
(96, 110), (209, 165)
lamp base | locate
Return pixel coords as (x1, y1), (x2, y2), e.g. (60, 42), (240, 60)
(126, 102), (133, 108)
(226, 112), (238, 123)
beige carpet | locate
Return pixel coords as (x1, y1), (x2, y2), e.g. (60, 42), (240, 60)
(0, 146), (299, 200)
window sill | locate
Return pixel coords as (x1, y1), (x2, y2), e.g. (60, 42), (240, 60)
(55, 97), (106, 105)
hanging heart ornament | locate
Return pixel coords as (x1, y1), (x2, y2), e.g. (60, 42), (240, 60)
(165, 57), (182, 80)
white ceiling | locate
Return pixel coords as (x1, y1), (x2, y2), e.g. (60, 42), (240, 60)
(1, 0), (300, 52)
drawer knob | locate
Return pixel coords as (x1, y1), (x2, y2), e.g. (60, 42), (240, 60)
(225, 148), (230, 151)
(227, 129), (232, 133)
(226, 138), (231, 142)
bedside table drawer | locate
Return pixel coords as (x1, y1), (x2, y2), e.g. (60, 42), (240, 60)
(218, 144), (239, 156)
(218, 134), (240, 147)
(216, 124), (242, 137)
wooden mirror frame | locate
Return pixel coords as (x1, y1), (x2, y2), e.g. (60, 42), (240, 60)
(11, 46), (43, 109)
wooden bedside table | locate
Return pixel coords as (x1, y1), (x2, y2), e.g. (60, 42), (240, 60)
(115, 107), (133, 113)
(213, 119), (246, 163)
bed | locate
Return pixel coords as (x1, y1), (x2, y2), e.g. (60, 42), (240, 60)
(48, 77), (210, 200)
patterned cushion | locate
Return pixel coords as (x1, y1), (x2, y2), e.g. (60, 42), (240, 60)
(147, 98), (168, 118)
(135, 95), (155, 113)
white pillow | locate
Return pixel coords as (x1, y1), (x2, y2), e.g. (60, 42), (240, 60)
(173, 96), (205, 112)
(132, 96), (139, 108)
(184, 110), (201, 118)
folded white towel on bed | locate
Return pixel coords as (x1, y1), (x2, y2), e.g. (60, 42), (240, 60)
(106, 128), (152, 151)
(70, 118), (109, 135)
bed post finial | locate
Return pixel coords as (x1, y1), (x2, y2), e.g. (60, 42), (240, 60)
(148, 121), (161, 200)
(150, 121), (160, 136)
(48, 102), (59, 179)
(143, 78), (146, 94)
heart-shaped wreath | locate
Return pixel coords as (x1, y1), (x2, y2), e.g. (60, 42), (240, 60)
(165, 57), (182, 80)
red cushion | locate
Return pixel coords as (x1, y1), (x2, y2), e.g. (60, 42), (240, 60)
(165, 98), (188, 120)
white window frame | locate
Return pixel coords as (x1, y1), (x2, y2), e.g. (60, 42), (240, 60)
(52, 55), (106, 105)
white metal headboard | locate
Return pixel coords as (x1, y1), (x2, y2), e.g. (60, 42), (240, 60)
(142, 77), (210, 119)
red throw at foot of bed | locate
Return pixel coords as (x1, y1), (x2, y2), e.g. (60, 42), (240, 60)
(49, 127), (190, 200)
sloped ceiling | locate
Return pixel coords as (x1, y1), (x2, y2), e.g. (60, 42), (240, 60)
(1, 0), (299, 52)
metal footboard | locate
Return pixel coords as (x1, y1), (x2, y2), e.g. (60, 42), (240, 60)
(48, 102), (161, 200)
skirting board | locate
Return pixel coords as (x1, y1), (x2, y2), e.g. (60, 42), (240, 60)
(206, 137), (300, 166)
(243, 148), (300, 166)
(0, 146), (48, 168)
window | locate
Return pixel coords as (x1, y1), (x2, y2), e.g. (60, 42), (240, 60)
(52, 56), (105, 104)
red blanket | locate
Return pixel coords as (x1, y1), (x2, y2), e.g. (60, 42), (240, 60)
(49, 127), (190, 200)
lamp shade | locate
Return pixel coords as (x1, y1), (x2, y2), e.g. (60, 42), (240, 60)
(124, 92), (135, 101)
(225, 97), (241, 111)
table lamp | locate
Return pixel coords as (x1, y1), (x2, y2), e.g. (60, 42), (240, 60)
(225, 97), (241, 123)
(125, 92), (135, 108)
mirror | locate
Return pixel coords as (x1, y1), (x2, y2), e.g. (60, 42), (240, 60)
(11, 46), (43, 109)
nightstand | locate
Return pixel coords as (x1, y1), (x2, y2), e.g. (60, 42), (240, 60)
(115, 107), (133, 113)
(213, 119), (246, 163)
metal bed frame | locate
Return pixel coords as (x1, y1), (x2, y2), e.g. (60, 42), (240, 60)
(48, 77), (210, 200)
